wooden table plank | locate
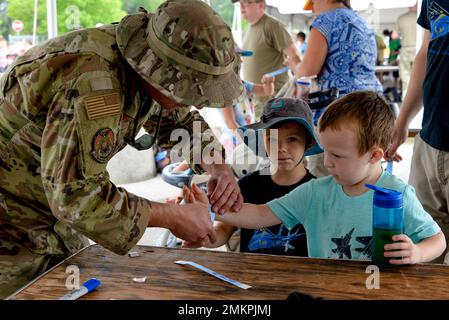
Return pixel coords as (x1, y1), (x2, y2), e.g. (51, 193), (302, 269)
(9, 244), (449, 300)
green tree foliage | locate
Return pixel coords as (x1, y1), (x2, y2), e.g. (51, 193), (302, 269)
(209, 1), (249, 32)
(4, 0), (241, 41)
(123, 0), (235, 26)
(122, 0), (165, 14)
(6, 0), (126, 38)
(0, 1), (10, 39)
(209, 0), (233, 27)
(58, 0), (127, 32)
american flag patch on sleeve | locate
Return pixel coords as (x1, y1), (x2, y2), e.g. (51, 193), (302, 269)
(83, 92), (121, 120)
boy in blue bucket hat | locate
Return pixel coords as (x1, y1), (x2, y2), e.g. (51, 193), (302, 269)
(183, 97), (322, 256)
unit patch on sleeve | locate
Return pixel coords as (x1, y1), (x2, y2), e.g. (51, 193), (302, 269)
(91, 128), (116, 163)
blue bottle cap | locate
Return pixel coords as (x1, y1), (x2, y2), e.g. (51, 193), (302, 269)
(83, 278), (101, 293)
(365, 184), (403, 208)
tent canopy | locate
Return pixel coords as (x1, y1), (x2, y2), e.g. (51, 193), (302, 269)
(266, 0), (417, 14)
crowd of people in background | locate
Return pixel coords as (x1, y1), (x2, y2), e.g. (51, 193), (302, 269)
(186, 0), (420, 179)
(0, 36), (32, 73)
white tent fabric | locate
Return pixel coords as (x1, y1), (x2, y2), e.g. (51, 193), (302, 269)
(351, 0), (417, 10)
(266, 0), (418, 14)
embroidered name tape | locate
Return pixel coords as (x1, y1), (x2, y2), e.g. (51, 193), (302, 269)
(175, 260), (251, 290)
(84, 92), (121, 120)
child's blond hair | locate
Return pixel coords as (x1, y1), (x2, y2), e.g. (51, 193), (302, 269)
(318, 91), (394, 155)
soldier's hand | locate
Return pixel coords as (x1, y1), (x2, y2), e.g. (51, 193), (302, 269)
(207, 164), (243, 215)
(182, 237), (214, 249)
(171, 200), (216, 245)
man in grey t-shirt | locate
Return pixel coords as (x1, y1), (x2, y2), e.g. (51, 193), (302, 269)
(232, 0), (299, 119)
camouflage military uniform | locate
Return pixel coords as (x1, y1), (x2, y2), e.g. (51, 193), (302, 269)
(0, 0), (242, 299)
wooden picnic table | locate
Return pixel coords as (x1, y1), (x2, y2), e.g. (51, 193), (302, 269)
(8, 244), (449, 300)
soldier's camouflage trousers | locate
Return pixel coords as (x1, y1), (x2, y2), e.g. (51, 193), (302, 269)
(0, 228), (53, 299)
(0, 185), (88, 299)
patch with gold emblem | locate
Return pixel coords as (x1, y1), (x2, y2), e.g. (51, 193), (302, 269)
(91, 128), (116, 163)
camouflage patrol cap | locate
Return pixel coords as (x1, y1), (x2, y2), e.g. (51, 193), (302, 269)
(116, 0), (243, 108)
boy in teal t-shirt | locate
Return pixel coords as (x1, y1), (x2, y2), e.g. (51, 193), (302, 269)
(185, 91), (446, 264)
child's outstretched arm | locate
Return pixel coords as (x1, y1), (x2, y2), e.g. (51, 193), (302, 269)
(217, 202), (281, 229)
(384, 231), (446, 265)
(184, 184), (282, 229)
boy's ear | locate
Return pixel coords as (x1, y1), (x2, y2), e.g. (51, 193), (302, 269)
(369, 146), (384, 164)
